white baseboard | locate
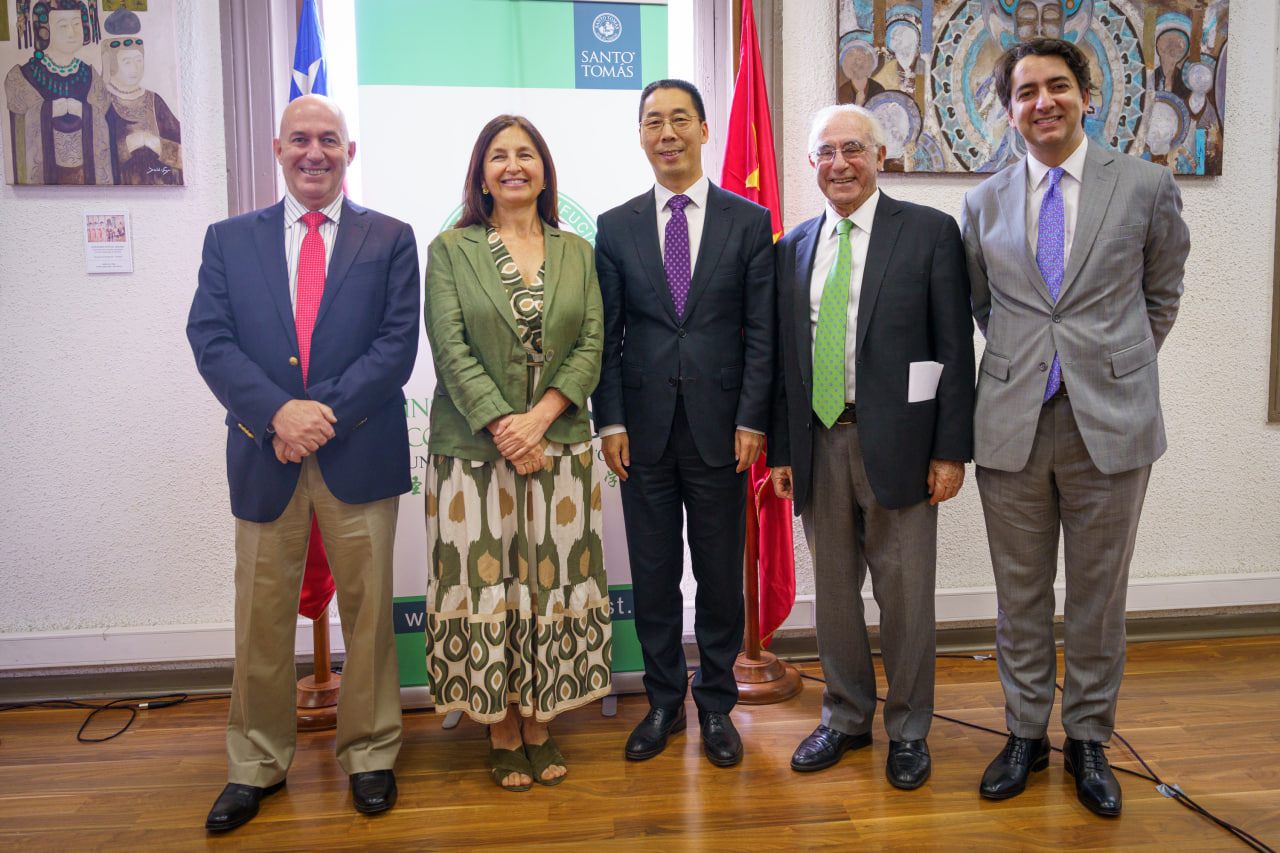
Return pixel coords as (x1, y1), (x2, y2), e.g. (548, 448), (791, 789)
(2, 573), (1277, 673)
(680, 571), (1280, 639)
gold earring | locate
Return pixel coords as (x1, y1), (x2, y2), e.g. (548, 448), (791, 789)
(482, 186), (489, 195)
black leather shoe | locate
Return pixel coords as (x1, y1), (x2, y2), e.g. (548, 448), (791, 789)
(700, 712), (743, 767)
(1063, 737), (1122, 817)
(204, 780), (285, 832)
(790, 725), (872, 772)
(625, 705), (687, 761)
(351, 769), (398, 815)
(886, 739), (931, 790)
(979, 733), (1051, 800)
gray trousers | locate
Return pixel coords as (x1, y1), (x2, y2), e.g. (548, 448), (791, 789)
(802, 420), (938, 742)
(976, 396), (1150, 743)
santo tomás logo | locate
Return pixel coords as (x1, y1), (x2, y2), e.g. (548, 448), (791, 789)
(574, 5), (641, 89)
(592, 13), (622, 43)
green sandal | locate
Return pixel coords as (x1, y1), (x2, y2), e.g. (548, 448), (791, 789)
(525, 735), (568, 787)
(488, 742), (534, 792)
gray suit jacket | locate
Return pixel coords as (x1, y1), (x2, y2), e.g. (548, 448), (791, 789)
(961, 141), (1190, 475)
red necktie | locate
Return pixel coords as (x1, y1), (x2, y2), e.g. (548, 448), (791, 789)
(296, 211), (327, 386)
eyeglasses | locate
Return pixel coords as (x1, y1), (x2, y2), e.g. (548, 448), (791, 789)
(641, 115), (699, 135)
(812, 142), (872, 163)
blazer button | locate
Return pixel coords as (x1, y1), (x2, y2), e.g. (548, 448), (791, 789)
(1053, 314), (1062, 323)
(678, 328), (687, 338)
(668, 377), (678, 386)
(1038, 362), (1048, 372)
(289, 357), (299, 366)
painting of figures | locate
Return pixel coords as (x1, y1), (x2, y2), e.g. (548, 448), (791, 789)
(838, 0), (1228, 174)
(2, 0), (183, 185)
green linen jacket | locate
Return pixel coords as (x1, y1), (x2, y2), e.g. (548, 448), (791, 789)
(423, 223), (603, 461)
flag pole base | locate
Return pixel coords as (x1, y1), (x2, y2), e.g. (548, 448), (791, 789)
(297, 615), (339, 731)
(733, 650), (802, 705)
(297, 672), (340, 731)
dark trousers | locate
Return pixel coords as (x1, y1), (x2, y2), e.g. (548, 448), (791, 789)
(621, 398), (747, 719)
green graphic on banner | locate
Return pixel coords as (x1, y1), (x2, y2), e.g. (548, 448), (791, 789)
(437, 193), (598, 244)
(394, 591), (639, 683)
(355, 0), (665, 90)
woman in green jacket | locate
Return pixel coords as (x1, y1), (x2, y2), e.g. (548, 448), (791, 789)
(422, 115), (611, 792)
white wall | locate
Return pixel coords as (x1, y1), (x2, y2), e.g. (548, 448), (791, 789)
(0, 0), (231, 635)
(1, 0), (1276, 671)
(778, 0), (1280, 601)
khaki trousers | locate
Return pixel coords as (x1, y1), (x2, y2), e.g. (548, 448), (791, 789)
(228, 455), (402, 785)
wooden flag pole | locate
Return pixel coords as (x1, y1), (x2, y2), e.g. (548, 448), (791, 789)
(733, 477), (802, 704)
(297, 614), (341, 731)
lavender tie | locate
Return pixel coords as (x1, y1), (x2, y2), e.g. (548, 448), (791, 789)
(1037, 166), (1065, 401)
(664, 194), (692, 316)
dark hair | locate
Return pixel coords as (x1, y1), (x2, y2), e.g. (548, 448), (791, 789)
(638, 79), (706, 123)
(29, 0), (100, 52)
(993, 37), (1093, 117)
(455, 115), (559, 230)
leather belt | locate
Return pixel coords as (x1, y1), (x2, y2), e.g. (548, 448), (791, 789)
(835, 402), (857, 425)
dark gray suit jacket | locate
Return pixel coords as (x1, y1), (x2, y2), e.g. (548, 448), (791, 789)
(591, 182), (775, 467)
(771, 193), (975, 512)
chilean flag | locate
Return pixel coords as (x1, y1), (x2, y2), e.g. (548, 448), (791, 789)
(290, 0), (336, 622)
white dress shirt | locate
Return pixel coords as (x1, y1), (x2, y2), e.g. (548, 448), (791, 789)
(809, 189), (879, 403)
(283, 190), (344, 312)
(1025, 136), (1087, 262)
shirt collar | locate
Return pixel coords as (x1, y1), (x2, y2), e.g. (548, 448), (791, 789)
(283, 190), (345, 226)
(1026, 136), (1088, 190)
(655, 174), (710, 212)
(822, 188), (880, 238)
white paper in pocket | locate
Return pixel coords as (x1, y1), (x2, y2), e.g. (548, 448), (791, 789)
(908, 361), (944, 402)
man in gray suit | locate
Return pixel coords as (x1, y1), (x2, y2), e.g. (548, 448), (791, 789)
(771, 105), (973, 789)
(961, 38), (1189, 817)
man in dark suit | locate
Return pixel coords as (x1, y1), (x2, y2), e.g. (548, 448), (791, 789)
(187, 94), (418, 831)
(592, 79), (775, 767)
(770, 105), (974, 789)
(961, 39), (1188, 816)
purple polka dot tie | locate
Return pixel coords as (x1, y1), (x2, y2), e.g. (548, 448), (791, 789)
(1037, 167), (1065, 401)
(665, 194), (692, 317)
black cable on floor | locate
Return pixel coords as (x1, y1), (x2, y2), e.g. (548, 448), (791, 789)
(1, 694), (231, 743)
(798, 661), (1275, 853)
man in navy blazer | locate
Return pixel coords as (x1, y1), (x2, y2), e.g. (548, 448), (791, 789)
(187, 95), (418, 831)
(770, 105), (973, 789)
(592, 79), (775, 767)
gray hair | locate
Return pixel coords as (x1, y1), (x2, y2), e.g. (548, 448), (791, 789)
(807, 104), (886, 154)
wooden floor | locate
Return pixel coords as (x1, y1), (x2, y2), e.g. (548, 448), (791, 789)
(1, 636), (1278, 852)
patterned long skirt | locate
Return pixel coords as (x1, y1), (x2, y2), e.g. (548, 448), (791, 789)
(424, 443), (612, 723)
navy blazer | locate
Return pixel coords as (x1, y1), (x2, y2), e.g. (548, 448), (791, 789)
(770, 193), (974, 512)
(592, 182), (775, 467)
(187, 198), (420, 523)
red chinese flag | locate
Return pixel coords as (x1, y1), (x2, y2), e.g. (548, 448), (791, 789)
(721, 0), (794, 646)
(720, 0), (783, 242)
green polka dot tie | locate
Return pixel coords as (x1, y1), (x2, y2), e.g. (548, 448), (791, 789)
(813, 218), (853, 428)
